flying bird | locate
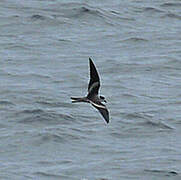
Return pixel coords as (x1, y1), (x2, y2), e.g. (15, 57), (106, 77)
(71, 58), (109, 123)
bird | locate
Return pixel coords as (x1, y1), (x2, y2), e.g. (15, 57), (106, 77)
(71, 58), (109, 123)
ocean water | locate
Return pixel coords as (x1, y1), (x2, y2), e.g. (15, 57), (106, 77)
(1, 0), (181, 179)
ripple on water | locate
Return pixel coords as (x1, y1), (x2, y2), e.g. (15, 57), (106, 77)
(138, 120), (174, 130)
(161, 13), (181, 20)
(0, 100), (14, 106)
(34, 172), (64, 179)
(143, 7), (164, 13)
(30, 14), (46, 21)
(31, 127), (85, 146)
(121, 37), (149, 43)
(144, 169), (178, 177)
(160, 2), (181, 7)
(16, 109), (74, 125)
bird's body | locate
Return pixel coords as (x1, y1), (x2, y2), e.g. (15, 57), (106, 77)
(71, 58), (109, 123)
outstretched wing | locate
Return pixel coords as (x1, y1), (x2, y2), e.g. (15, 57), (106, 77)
(90, 101), (109, 123)
(88, 58), (100, 96)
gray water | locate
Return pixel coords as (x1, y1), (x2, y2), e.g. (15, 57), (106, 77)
(1, 0), (181, 179)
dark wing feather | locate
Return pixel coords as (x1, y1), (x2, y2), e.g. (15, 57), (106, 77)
(88, 58), (100, 96)
(91, 102), (109, 123)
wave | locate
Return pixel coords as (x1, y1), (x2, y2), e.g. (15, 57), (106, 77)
(124, 112), (146, 120)
(64, 4), (113, 25)
(19, 109), (44, 114)
(34, 172), (64, 178)
(1, 71), (51, 80)
(31, 126), (85, 146)
(36, 101), (72, 108)
(43, 3), (104, 19)
(160, 3), (181, 7)
(25, 73), (51, 79)
(161, 13), (181, 20)
(29, 14), (69, 25)
(43, 2), (133, 26)
(30, 14), (46, 21)
(36, 132), (65, 143)
(144, 169), (178, 176)
(110, 10), (135, 21)
(121, 37), (148, 43)
(123, 112), (173, 130)
(139, 120), (174, 130)
(16, 109), (74, 125)
(0, 100), (14, 105)
(143, 7), (164, 13)
(37, 159), (72, 165)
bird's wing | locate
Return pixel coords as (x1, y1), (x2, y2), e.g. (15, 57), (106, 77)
(88, 58), (100, 96)
(90, 101), (109, 123)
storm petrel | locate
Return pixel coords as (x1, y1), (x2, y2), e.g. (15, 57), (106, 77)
(71, 58), (109, 123)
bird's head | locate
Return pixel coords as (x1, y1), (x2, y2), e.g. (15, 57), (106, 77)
(100, 96), (107, 103)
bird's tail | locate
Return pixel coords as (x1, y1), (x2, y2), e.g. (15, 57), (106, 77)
(71, 97), (85, 103)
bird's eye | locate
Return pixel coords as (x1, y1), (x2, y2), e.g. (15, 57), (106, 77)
(100, 96), (105, 99)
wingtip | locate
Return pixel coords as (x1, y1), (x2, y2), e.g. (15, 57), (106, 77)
(89, 58), (91, 64)
(89, 57), (94, 70)
(89, 57), (93, 63)
(105, 118), (109, 124)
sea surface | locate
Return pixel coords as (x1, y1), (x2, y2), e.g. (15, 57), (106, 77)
(1, 0), (181, 179)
